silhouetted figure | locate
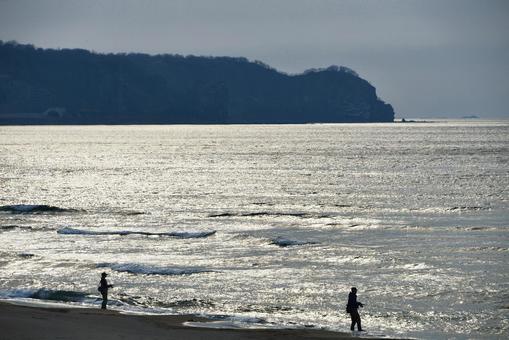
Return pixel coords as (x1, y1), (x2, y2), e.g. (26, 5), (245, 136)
(346, 287), (364, 331)
(98, 272), (113, 309)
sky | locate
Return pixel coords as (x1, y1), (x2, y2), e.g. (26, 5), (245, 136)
(1, 0), (508, 118)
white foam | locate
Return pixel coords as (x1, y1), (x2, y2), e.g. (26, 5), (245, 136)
(184, 315), (273, 330)
(0, 298), (92, 309)
(117, 308), (177, 316)
(183, 320), (269, 329)
(389, 263), (432, 270)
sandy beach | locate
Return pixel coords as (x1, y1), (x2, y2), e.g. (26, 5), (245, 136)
(0, 301), (384, 340)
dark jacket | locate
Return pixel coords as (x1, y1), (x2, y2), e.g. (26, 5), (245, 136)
(346, 292), (363, 313)
(98, 278), (112, 294)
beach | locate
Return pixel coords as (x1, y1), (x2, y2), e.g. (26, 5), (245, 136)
(0, 301), (373, 340)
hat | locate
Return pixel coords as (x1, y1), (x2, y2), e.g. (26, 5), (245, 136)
(101, 272), (108, 277)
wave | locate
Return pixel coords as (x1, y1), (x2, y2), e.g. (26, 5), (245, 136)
(238, 304), (293, 313)
(447, 206), (490, 212)
(270, 237), (317, 247)
(57, 227), (216, 239)
(0, 288), (127, 308)
(29, 289), (89, 302)
(0, 204), (78, 214)
(243, 212), (308, 217)
(209, 212), (236, 217)
(334, 204), (352, 208)
(209, 211), (309, 218)
(388, 263), (432, 270)
(1, 225), (54, 233)
(120, 210), (146, 216)
(114, 293), (214, 311)
(463, 226), (500, 232)
(167, 298), (215, 308)
(97, 262), (214, 276)
(465, 246), (508, 252)
(184, 315), (268, 329)
(0, 288), (89, 303)
(0, 225), (20, 231)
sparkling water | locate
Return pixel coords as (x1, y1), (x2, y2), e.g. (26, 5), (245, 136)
(0, 121), (508, 339)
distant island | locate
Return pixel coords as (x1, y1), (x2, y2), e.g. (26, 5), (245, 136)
(0, 41), (394, 124)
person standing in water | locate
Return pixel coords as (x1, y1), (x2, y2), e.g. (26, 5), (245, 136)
(346, 287), (364, 331)
(98, 272), (113, 309)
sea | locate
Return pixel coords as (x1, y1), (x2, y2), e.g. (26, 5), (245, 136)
(0, 120), (507, 339)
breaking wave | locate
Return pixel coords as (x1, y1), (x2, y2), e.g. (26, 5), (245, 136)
(0, 225), (25, 232)
(0, 288), (89, 303)
(0, 225), (23, 232)
(465, 246), (508, 252)
(0, 288), (128, 308)
(209, 211), (309, 218)
(120, 210), (146, 216)
(184, 315), (269, 329)
(167, 298), (215, 308)
(463, 226), (500, 232)
(0, 204), (78, 214)
(57, 227), (216, 239)
(270, 237), (317, 247)
(0, 225), (53, 233)
(97, 262), (214, 276)
(388, 263), (432, 270)
(447, 206), (490, 212)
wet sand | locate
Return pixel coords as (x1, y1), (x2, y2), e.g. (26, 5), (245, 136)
(0, 301), (383, 340)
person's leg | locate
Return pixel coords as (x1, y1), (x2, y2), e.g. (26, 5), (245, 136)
(357, 314), (363, 331)
(350, 312), (356, 331)
(101, 292), (107, 309)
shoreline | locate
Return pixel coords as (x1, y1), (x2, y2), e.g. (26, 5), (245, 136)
(0, 301), (391, 339)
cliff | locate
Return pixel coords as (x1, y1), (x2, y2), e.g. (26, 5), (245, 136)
(0, 41), (394, 124)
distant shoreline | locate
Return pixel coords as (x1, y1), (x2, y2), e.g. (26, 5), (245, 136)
(0, 122), (399, 126)
(1, 118), (506, 126)
(0, 301), (390, 340)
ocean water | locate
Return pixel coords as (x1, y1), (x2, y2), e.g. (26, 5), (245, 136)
(0, 121), (508, 339)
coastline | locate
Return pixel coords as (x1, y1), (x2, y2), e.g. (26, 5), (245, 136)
(0, 301), (389, 340)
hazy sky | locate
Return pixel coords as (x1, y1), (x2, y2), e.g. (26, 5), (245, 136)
(1, 0), (508, 118)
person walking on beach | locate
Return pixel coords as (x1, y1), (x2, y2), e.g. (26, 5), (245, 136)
(98, 272), (113, 309)
(346, 287), (364, 331)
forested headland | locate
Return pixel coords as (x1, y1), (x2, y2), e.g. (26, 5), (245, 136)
(0, 41), (394, 124)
